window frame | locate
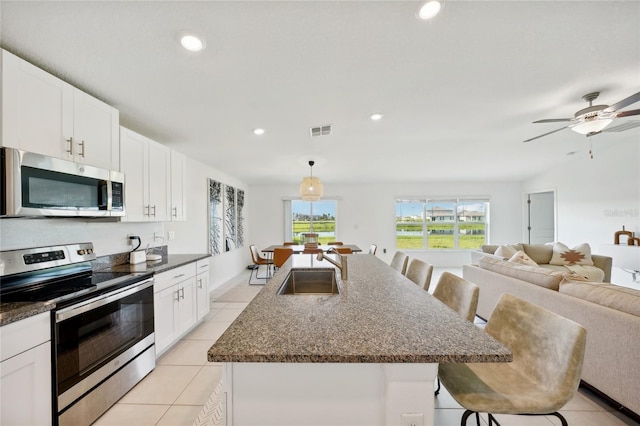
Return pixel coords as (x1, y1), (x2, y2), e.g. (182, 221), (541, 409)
(395, 197), (489, 250)
(284, 199), (339, 244)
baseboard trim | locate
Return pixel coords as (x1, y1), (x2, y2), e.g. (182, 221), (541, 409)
(579, 380), (640, 423)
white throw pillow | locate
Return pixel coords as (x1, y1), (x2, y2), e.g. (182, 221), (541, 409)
(508, 250), (538, 266)
(495, 245), (518, 259)
(550, 242), (594, 266)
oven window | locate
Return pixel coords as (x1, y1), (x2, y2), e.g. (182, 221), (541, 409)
(56, 285), (154, 395)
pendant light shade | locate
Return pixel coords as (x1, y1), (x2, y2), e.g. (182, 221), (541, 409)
(300, 160), (324, 201)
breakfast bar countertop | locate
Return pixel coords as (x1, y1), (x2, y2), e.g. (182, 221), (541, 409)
(208, 254), (511, 364)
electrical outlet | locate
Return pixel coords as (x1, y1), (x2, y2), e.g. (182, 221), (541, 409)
(401, 413), (423, 426)
(168, 231), (176, 241)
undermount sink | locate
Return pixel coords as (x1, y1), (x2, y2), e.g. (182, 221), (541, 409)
(277, 269), (340, 295)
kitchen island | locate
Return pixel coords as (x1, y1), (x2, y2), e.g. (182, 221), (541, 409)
(208, 254), (511, 426)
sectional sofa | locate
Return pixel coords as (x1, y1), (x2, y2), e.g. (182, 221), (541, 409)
(464, 244), (639, 418)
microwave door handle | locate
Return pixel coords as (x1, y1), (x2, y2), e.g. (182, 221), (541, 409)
(106, 180), (113, 211)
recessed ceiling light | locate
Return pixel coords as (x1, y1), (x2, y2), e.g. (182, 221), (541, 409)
(418, 1), (442, 20)
(370, 113), (383, 121)
(253, 128), (265, 135)
(180, 34), (205, 52)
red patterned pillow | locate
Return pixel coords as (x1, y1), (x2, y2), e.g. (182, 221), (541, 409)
(550, 242), (594, 266)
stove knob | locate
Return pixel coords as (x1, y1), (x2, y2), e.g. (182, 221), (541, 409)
(78, 249), (86, 255)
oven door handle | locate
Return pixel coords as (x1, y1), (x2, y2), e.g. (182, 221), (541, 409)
(55, 278), (154, 323)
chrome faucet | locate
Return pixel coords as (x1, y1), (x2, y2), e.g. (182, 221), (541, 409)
(316, 250), (348, 280)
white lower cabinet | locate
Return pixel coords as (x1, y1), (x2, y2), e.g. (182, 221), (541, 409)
(0, 312), (52, 426)
(153, 263), (198, 356)
(196, 259), (211, 320)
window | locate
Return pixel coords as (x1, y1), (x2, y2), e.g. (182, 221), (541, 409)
(396, 198), (489, 249)
(284, 200), (337, 244)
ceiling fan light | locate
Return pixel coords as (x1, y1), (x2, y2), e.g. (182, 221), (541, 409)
(571, 118), (613, 135)
(418, 1), (442, 20)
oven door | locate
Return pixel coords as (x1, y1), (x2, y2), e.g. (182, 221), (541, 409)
(55, 279), (154, 413)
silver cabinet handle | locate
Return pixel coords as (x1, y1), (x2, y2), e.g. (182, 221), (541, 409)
(78, 140), (86, 157)
(198, 278), (203, 289)
(144, 205), (150, 217)
(172, 207), (178, 218)
(66, 137), (74, 154)
(152, 205), (156, 217)
(173, 273), (186, 279)
(180, 287), (185, 300)
(174, 289), (180, 302)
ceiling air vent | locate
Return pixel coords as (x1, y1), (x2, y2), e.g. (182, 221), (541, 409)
(310, 125), (332, 137)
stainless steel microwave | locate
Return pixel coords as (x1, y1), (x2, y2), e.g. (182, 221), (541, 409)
(1, 148), (125, 217)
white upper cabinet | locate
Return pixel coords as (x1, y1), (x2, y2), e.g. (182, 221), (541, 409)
(1, 49), (119, 170)
(120, 127), (170, 222)
(170, 150), (187, 221)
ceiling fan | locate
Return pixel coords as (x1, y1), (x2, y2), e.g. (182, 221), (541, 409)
(523, 91), (640, 143)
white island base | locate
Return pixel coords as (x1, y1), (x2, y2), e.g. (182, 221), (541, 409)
(222, 362), (438, 426)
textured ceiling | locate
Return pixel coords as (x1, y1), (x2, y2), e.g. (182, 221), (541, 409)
(1, 1), (639, 184)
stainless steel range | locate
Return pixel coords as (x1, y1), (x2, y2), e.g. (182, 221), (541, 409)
(0, 243), (155, 426)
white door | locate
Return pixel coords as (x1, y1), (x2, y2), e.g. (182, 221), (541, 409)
(528, 191), (555, 244)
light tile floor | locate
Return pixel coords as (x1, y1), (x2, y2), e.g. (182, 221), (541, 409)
(95, 267), (639, 426)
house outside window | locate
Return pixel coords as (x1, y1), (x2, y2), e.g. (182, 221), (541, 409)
(396, 198), (489, 249)
(284, 200), (337, 244)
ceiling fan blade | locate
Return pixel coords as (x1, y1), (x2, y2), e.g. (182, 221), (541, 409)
(532, 118), (572, 123)
(603, 91), (640, 113)
(615, 108), (640, 118)
(601, 120), (640, 133)
(523, 126), (568, 143)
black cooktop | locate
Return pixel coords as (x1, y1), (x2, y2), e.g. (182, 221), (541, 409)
(1, 269), (152, 306)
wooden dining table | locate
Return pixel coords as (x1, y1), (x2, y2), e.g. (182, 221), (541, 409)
(261, 244), (362, 253)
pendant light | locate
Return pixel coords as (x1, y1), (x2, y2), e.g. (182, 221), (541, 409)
(299, 160), (324, 201)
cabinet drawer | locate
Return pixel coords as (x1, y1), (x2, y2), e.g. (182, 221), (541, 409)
(154, 263), (197, 293)
(0, 312), (51, 362)
(196, 258), (210, 275)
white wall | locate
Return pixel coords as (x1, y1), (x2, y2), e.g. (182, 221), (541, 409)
(523, 135), (640, 287)
(165, 155), (248, 289)
(248, 181), (523, 267)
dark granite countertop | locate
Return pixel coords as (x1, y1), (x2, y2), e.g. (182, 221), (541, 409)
(0, 253), (210, 327)
(0, 301), (55, 327)
(103, 254), (210, 275)
(208, 254), (512, 364)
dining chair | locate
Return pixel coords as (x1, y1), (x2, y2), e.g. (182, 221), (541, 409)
(327, 241), (343, 245)
(432, 272), (479, 395)
(334, 247), (352, 254)
(248, 245), (273, 285)
(273, 247), (294, 270)
(438, 293), (586, 426)
(390, 251), (409, 275)
(368, 244), (377, 255)
(405, 258), (433, 291)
